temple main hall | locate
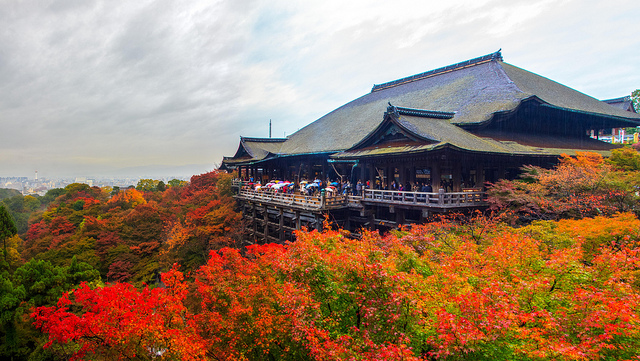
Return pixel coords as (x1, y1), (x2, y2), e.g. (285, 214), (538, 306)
(221, 50), (640, 243)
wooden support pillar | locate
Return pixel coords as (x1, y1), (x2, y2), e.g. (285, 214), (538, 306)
(369, 164), (375, 189)
(252, 206), (257, 241)
(396, 208), (405, 225)
(453, 161), (462, 192)
(410, 165), (416, 190)
(263, 207), (269, 243)
(295, 210), (301, 229)
(432, 165), (441, 190)
(322, 161), (328, 183)
(345, 212), (351, 231)
(421, 208), (431, 222)
(315, 213), (322, 232)
(279, 209), (284, 243)
(476, 164), (484, 188)
(368, 208), (375, 231)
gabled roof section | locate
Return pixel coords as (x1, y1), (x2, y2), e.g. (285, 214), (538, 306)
(334, 103), (552, 159)
(228, 137), (286, 164)
(602, 96), (637, 113)
(348, 104), (453, 150)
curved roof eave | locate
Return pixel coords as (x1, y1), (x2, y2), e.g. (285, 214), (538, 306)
(539, 102), (640, 126)
(331, 142), (565, 160)
(231, 138), (252, 158)
(455, 95), (640, 130)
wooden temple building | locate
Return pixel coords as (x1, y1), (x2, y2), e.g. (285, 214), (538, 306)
(221, 50), (640, 243)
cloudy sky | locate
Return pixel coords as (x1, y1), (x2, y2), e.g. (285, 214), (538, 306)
(1, 0), (639, 178)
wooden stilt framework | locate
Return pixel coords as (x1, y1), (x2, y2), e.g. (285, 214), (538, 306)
(233, 182), (486, 244)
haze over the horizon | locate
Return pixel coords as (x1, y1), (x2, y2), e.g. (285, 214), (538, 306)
(1, 0), (639, 178)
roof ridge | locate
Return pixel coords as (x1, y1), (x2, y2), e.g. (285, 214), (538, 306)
(241, 137), (287, 143)
(371, 50), (503, 93)
(602, 96), (631, 103)
(386, 103), (455, 119)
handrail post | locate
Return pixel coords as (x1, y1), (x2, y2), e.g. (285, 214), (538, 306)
(438, 188), (445, 205)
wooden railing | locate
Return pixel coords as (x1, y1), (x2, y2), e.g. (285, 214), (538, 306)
(362, 189), (485, 207)
(237, 188), (347, 210)
(236, 187), (486, 210)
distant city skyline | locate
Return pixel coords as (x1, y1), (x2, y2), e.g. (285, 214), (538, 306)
(1, 0), (639, 178)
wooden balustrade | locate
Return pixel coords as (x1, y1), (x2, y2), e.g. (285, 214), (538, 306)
(237, 189), (348, 210)
(236, 187), (485, 210)
(361, 189), (485, 207)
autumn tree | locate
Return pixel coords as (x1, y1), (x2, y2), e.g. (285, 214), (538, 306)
(16, 170), (242, 288)
(32, 266), (205, 361)
(488, 152), (640, 222)
(1, 257), (101, 360)
(32, 212), (640, 360)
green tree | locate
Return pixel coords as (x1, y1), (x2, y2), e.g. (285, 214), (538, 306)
(168, 179), (187, 188)
(157, 180), (166, 192)
(136, 179), (160, 192)
(632, 89), (639, 111)
(0, 205), (17, 264)
(22, 195), (40, 212)
(64, 183), (91, 193)
(1, 257), (101, 360)
(607, 147), (640, 171)
(40, 188), (66, 206)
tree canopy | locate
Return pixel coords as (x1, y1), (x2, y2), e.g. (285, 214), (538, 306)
(7, 156), (640, 360)
(0, 204), (18, 264)
(32, 213), (640, 360)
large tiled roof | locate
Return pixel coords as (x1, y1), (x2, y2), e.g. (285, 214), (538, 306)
(224, 51), (640, 165)
(277, 51), (638, 155)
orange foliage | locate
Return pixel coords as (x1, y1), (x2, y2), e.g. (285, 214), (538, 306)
(33, 266), (207, 360)
(488, 151), (640, 222)
(33, 213), (640, 360)
(107, 188), (147, 209)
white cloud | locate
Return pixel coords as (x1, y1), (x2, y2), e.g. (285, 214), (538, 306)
(0, 0), (639, 177)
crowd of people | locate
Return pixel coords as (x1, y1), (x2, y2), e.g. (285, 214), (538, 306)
(241, 177), (443, 197)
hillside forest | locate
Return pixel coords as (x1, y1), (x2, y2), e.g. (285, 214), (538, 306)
(2, 148), (640, 360)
